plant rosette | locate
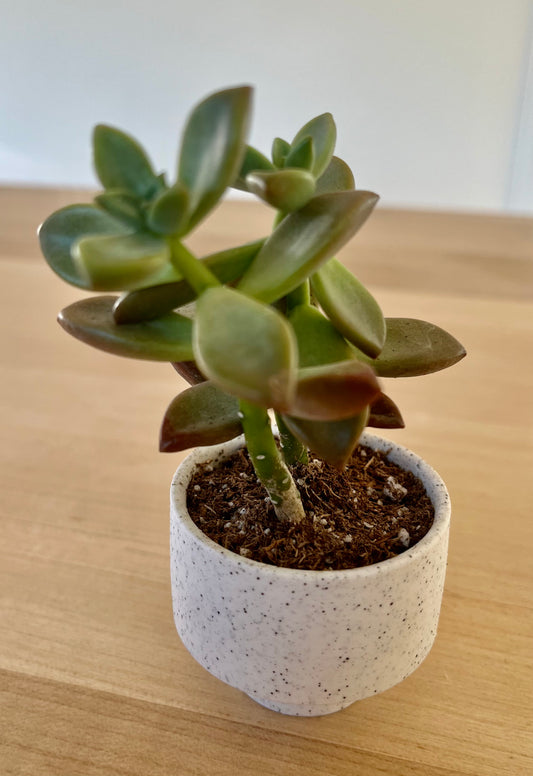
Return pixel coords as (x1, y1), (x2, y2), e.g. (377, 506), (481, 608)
(170, 431), (450, 717)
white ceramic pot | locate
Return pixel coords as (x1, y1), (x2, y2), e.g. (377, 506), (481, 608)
(170, 432), (451, 716)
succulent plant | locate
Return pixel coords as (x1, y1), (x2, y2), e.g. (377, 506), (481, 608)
(39, 86), (466, 524)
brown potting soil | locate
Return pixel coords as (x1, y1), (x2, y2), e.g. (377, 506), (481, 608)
(187, 444), (435, 571)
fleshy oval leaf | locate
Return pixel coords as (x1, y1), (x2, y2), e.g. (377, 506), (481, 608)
(281, 407), (369, 470)
(171, 361), (206, 385)
(284, 136), (314, 171)
(194, 286), (297, 410)
(38, 204), (132, 289)
(178, 86), (252, 228)
(237, 190), (379, 303)
(362, 318), (467, 377)
(93, 125), (160, 199)
(291, 360), (380, 421)
(73, 231), (171, 291)
(311, 258), (386, 358)
(315, 156), (355, 195)
(113, 239), (264, 324)
(146, 183), (190, 236)
(367, 393), (405, 429)
(58, 296), (194, 361)
(291, 113), (336, 178)
(245, 169), (316, 212)
(288, 304), (354, 367)
(160, 381), (241, 452)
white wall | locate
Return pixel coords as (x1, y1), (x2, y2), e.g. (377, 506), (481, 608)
(2, 0), (532, 212)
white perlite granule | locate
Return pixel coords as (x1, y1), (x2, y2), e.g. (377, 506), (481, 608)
(384, 476), (408, 502)
(397, 527), (410, 547)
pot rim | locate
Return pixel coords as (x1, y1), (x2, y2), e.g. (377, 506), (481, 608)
(171, 431), (451, 580)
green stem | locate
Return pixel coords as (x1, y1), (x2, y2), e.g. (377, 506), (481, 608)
(239, 400), (305, 523)
(168, 237), (219, 295)
(275, 412), (308, 465)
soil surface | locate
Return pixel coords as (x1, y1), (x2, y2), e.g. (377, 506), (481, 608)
(187, 445), (434, 571)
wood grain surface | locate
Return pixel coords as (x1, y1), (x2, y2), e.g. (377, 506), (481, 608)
(1, 187), (532, 775)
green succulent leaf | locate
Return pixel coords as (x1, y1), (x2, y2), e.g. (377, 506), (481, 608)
(368, 393), (405, 429)
(272, 137), (291, 168)
(178, 86), (252, 228)
(311, 258), (386, 358)
(93, 125), (160, 199)
(315, 156), (355, 195)
(237, 190), (379, 303)
(73, 231), (171, 291)
(281, 407), (369, 470)
(291, 113), (336, 178)
(291, 360), (380, 421)
(113, 239), (264, 324)
(146, 183), (190, 236)
(284, 136), (315, 171)
(359, 318), (467, 377)
(57, 296), (193, 361)
(233, 144), (275, 191)
(38, 204), (132, 289)
(288, 304), (354, 367)
(245, 169), (316, 212)
(94, 190), (143, 228)
(194, 286), (297, 410)
(160, 381), (241, 452)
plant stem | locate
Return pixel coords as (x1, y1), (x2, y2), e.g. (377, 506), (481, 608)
(275, 412), (308, 465)
(239, 400), (305, 523)
(168, 237), (219, 295)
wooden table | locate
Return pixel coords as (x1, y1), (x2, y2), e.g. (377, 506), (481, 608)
(1, 187), (532, 775)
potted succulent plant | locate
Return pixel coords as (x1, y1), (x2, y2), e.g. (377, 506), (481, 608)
(39, 86), (465, 716)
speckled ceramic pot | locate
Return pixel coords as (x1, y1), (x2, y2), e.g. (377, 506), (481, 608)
(170, 432), (451, 716)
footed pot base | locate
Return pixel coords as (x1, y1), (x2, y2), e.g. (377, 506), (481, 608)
(244, 638), (434, 716)
(246, 694), (354, 717)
